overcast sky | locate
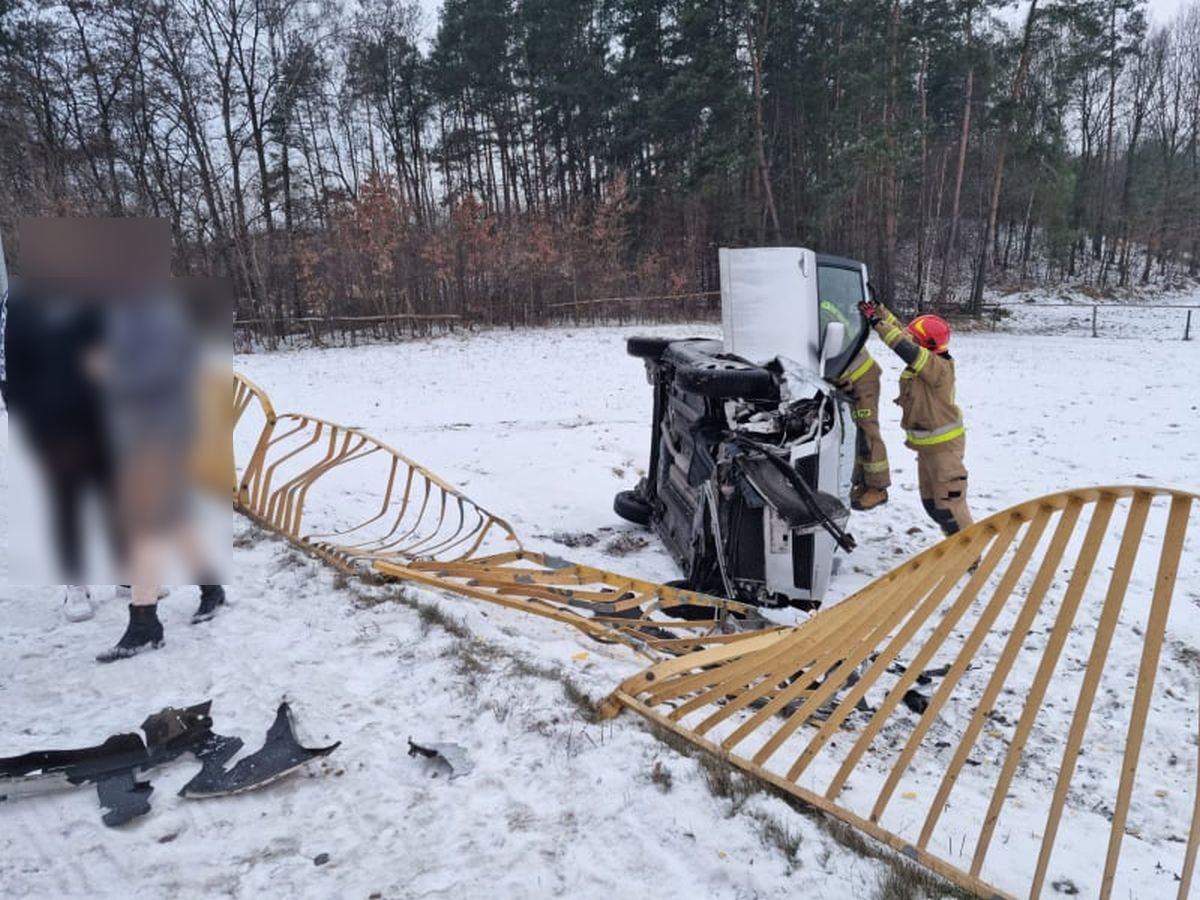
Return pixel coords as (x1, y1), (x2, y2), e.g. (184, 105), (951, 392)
(1006, 0), (1192, 25)
(1138, 0), (1191, 21)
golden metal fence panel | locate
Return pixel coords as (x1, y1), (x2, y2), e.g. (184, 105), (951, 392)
(604, 487), (1198, 899)
(232, 372), (777, 658)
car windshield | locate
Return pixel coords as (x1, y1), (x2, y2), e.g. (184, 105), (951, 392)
(817, 264), (866, 347)
(816, 263), (867, 379)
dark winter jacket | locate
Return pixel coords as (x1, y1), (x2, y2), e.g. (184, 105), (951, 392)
(871, 306), (965, 451)
(3, 285), (105, 443)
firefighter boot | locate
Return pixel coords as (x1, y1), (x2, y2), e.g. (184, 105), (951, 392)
(852, 487), (889, 511)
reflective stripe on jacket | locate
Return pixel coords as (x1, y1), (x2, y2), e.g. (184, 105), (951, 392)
(836, 348), (877, 388)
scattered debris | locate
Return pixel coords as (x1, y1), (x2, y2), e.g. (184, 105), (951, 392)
(650, 760), (673, 793)
(180, 703), (341, 798)
(543, 531), (599, 548)
(407, 738), (474, 779)
(604, 533), (649, 556)
(887, 661), (952, 685)
(919, 663), (951, 682)
(1051, 877), (1080, 895)
(0, 701), (339, 826)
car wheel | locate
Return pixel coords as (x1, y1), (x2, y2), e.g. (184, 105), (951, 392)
(674, 364), (777, 400)
(626, 335), (674, 361)
(613, 489), (652, 526)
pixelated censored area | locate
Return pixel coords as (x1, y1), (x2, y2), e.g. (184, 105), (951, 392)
(3, 281), (231, 586)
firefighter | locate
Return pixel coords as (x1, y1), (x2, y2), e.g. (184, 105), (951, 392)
(820, 300), (890, 510)
(857, 297), (973, 536)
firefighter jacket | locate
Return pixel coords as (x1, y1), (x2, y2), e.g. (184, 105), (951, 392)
(833, 348), (879, 391)
(871, 306), (965, 450)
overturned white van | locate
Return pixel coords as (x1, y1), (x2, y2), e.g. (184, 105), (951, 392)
(614, 248), (869, 608)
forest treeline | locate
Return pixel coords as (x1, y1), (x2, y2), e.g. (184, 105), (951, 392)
(1, 0), (1198, 342)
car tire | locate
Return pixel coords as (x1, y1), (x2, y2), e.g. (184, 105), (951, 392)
(613, 489), (652, 526)
(626, 335), (674, 361)
(673, 364), (777, 400)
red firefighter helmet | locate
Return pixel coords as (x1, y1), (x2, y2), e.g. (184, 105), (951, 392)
(906, 314), (951, 353)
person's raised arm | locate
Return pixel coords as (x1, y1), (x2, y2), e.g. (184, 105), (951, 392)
(858, 298), (933, 376)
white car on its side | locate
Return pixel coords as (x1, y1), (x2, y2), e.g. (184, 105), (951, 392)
(615, 248), (869, 609)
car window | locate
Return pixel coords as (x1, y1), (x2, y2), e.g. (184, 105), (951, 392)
(817, 263), (867, 378)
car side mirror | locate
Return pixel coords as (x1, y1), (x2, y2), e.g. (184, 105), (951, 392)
(821, 321), (846, 368)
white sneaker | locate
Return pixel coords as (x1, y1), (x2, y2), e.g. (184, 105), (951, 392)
(114, 585), (170, 601)
(63, 585), (96, 622)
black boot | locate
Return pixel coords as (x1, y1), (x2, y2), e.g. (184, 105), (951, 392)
(96, 604), (164, 663)
(192, 584), (225, 624)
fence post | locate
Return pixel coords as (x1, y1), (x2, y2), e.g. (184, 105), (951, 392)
(1091, 305), (1098, 338)
(1185, 310), (1192, 342)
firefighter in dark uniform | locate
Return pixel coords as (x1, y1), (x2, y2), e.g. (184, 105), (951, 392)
(857, 297), (973, 536)
(821, 300), (890, 510)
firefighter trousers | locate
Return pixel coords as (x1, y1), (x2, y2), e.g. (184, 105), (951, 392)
(915, 436), (973, 536)
(848, 366), (890, 490)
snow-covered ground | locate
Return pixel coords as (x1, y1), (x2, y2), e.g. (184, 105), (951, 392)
(981, 285), (1199, 341)
(2, 293), (1197, 898)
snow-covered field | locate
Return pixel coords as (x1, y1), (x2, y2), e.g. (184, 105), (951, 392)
(2, 293), (1197, 898)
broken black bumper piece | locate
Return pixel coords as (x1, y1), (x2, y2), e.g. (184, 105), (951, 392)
(180, 703), (340, 798)
(0, 700), (339, 826)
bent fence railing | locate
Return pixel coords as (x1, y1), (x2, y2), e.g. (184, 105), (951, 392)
(231, 372), (770, 658)
(602, 486), (1198, 900)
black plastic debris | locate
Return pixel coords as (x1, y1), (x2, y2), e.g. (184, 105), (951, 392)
(887, 662), (953, 686)
(0, 700), (338, 826)
(180, 704), (340, 798)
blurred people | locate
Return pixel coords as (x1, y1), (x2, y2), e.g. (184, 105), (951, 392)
(3, 272), (119, 620)
(3, 217), (229, 657)
(98, 289), (226, 661)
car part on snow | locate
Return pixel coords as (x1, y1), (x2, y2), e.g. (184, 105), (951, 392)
(180, 703), (340, 798)
(407, 738), (473, 779)
(0, 700), (338, 825)
(233, 373), (780, 659)
(0, 732), (156, 826)
(600, 486), (1199, 900)
(0, 701), (214, 825)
